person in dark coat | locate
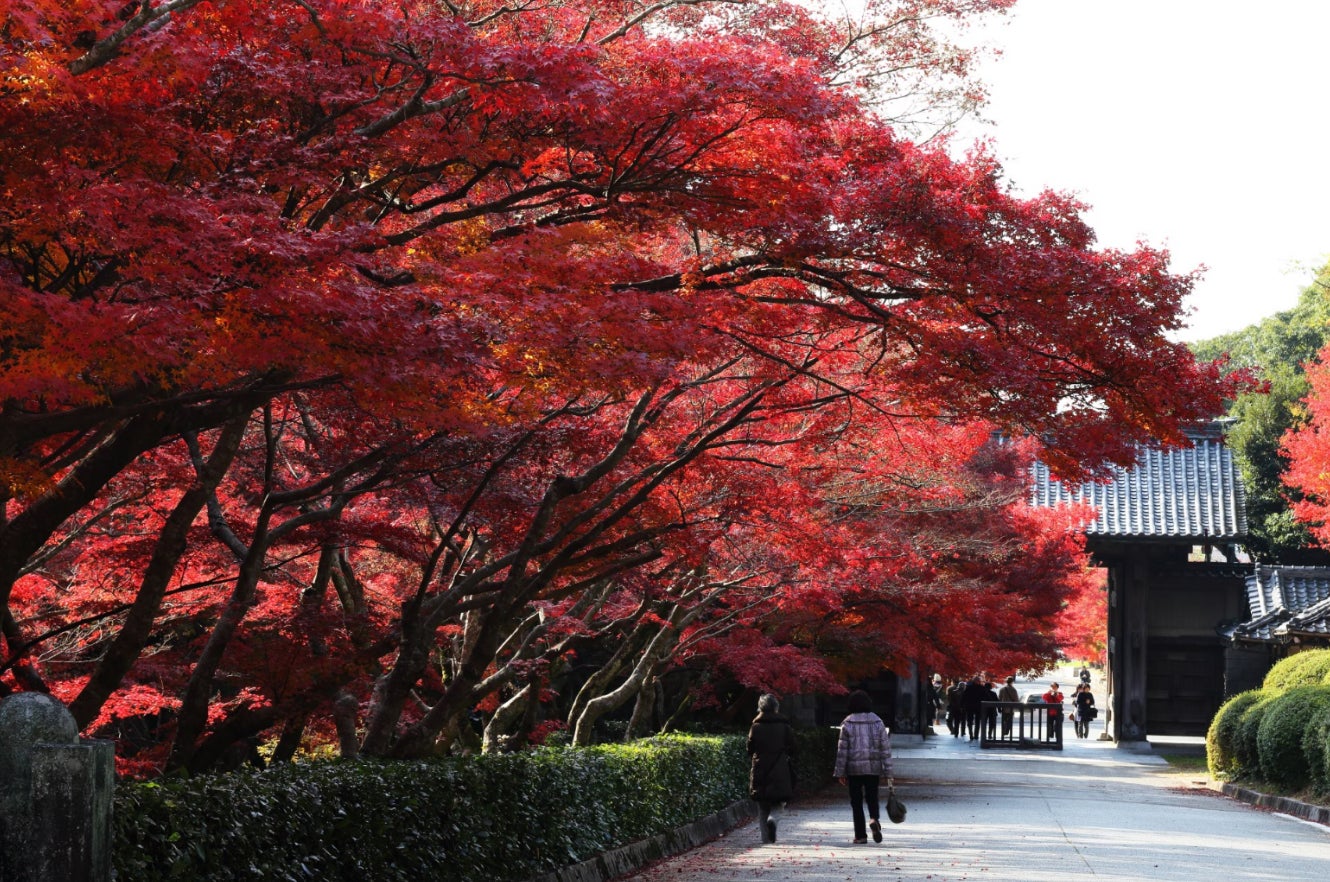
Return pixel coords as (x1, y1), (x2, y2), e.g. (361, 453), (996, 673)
(748, 693), (796, 843)
(982, 676), (1000, 740)
(1073, 683), (1097, 739)
(961, 673), (988, 740)
(945, 677), (965, 737)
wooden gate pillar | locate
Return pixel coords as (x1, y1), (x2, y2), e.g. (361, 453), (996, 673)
(1109, 553), (1151, 742)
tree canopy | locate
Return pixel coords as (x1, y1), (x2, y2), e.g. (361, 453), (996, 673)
(1192, 269), (1330, 561)
(0, 0), (1237, 773)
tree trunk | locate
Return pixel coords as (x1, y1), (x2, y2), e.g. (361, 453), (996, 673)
(572, 623), (680, 746)
(271, 713), (308, 764)
(70, 417), (248, 728)
(166, 505), (275, 772)
(187, 703), (281, 773)
(481, 682), (534, 753)
(389, 610), (510, 758)
(624, 676), (659, 740)
(565, 618), (651, 730)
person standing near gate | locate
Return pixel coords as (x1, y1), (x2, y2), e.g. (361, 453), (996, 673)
(748, 694), (796, 843)
(946, 677), (966, 737)
(1073, 683), (1097, 739)
(962, 673), (987, 740)
(997, 675), (1020, 737)
(834, 690), (893, 844)
(1042, 682), (1065, 741)
(982, 676), (1000, 739)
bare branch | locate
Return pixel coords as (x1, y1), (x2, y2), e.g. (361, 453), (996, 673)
(69, 0), (209, 76)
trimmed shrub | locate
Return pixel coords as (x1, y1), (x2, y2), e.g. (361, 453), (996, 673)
(1256, 685), (1330, 789)
(114, 733), (751, 882)
(1207, 689), (1266, 778)
(1263, 649), (1330, 692)
(792, 726), (840, 795)
(1306, 704), (1330, 796)
(1233, 690), (1279, 778)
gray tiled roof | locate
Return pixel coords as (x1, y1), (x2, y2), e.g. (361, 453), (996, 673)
(1228, 566), (1330, 641)
(1030, 437), (1247, 540)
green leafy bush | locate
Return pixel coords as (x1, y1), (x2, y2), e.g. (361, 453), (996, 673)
(792, 726), (839, 795)
(1305, 704), (1330, 796)
(114, 734), (753, 882)
(1256, 685), (1330, 789)
(1233, 690), (1279, 778)
(1262, 649), (1330, 692)
(1207, 689), (1266, 778)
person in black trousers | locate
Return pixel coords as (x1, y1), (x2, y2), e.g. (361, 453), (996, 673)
(961, 673), (988, 740)
(946, 678), (966, 737)
(983, 676), (1000, 740)
(833, 690), (893, 844)
(1073, 683), (1097, 739)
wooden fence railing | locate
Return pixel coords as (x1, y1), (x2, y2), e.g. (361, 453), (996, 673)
(979, 701), (1064, 750)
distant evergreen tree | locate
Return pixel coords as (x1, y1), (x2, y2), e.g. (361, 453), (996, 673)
(1192, 266), (1330, 561)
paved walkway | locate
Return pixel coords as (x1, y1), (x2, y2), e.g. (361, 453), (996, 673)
(621, 672), (1330, 882)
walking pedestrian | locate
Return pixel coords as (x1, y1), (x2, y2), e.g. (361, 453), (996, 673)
(1073, 682), (1097, 739)
(747, 694), (796, 843)
(833, 689), (893, 844)
(997, 675), (1020, 737)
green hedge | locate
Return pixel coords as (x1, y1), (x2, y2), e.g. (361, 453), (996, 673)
(1205, 650), (1330, 794)
(1207, 689), (1266, 778)
(1304, 704), (1330, 795)
(1262, 649), (1330, 691)
(1232, 691), (1279, 779)
(114, 729), (842, 882)
(791, 726), (840, 794)
(1256, 685), (1330, 788)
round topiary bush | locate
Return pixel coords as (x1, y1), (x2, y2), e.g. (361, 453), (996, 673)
(1263, 649), (1330, 692)
(1233, 691), (1279, 779)
(1207, 689), (1267, 778)
(1256, 685), (1330, 789)
(1290, 651), (1330, 687)
(1305, 704), (1330, 796)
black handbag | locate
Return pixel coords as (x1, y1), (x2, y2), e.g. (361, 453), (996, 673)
(886, 784), (907, 824)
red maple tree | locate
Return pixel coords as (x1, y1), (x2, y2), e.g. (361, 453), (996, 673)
(1, 0), (1239, 771)
(1281, 349), (1330, 545)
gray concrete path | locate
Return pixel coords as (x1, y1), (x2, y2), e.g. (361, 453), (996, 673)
(621, 670), (1330, 882)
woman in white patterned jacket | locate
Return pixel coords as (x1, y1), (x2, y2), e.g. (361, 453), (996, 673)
(833, 689), (893, 844)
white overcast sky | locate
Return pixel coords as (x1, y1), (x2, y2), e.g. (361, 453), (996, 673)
(947, 0), (1330, 342)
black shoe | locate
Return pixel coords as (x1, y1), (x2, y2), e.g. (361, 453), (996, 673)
(767, 819), (777, 842)
(870, 819), (882, 843)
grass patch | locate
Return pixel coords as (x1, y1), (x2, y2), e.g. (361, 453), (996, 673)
(1159, 753), (1208, 774)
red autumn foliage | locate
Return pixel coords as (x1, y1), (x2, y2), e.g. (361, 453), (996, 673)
(1, 0), (1239, 772)
(1282, 349), (1330, 545)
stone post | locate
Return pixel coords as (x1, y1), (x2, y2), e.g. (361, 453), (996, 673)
(0, 693), (114, 882)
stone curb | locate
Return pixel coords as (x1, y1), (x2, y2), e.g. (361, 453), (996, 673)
(524, 799), (754, 882)
(1219, 782), (1330, 826)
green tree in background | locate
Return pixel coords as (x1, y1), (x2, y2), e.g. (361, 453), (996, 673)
(1192, 267), (1330, 561)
